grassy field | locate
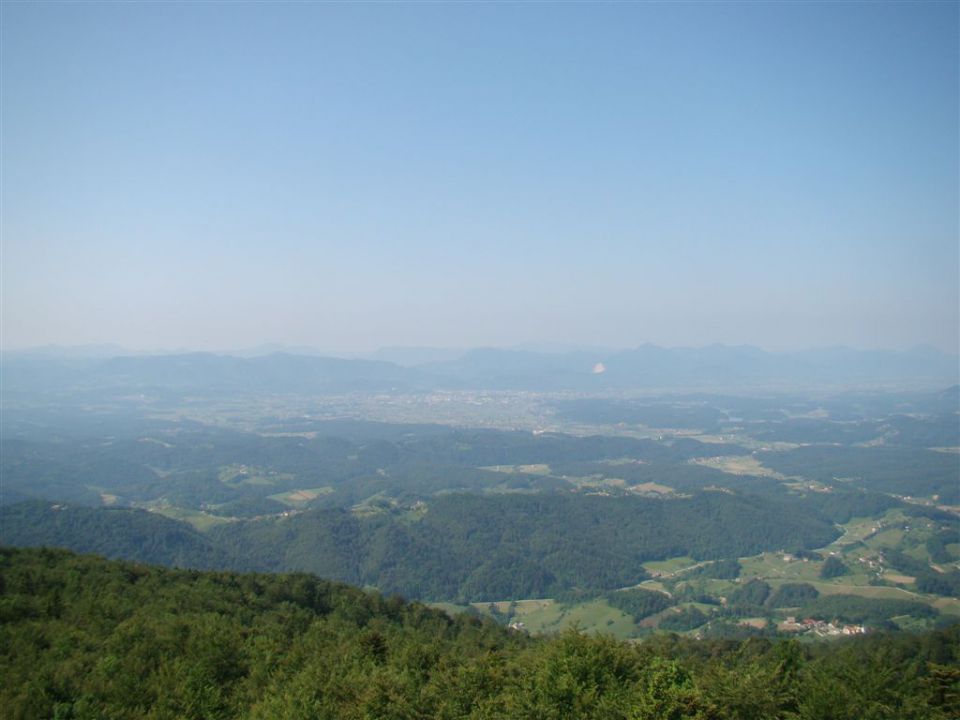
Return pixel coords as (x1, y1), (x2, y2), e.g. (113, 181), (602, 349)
(931, 597), (960, 614)
(634, 579), (671, 594)
(864, 528), (906, 550)
(806, 581), (921, 600)
(642, 556), (698, 576)
(828, 517), (885, 548)
(740, 552), (825, 583)
(512, 598), (638, 638)
(691, 455), (788, 480)
(469, 598), (553, 616)
(456, 598), (640, 639)
(267, 487), (333, 506)
(218, 464), (294, 487)
(139, 501), (233, 531)
(480, 464), (552, 475)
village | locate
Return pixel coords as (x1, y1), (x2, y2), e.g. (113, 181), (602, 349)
(777, 617), (868, 637)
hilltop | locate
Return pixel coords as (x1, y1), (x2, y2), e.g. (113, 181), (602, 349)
(2, 547), (957, 719)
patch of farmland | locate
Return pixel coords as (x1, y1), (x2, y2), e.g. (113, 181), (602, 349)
(691, 455), (789, 480)
(268, 487), (333, 506)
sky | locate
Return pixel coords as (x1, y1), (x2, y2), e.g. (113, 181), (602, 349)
(2, 1), (958, 354)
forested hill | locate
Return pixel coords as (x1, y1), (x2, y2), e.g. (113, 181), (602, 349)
(1, 492), (839, 602)
(0, 500), (232, 569)
(2, 547), (958, 720)
(211, 492), (839, 601)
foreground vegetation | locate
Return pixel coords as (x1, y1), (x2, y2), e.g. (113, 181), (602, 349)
(2, 547), (958, 720)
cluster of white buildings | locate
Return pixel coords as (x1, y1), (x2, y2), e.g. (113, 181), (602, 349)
(777, 616), (867, 636)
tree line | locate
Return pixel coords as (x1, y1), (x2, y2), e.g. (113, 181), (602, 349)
(1, 547), (957, 720)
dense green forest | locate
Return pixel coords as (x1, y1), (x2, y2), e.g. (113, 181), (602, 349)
(606, 587), (675, 622)
(2, 547), (957, 720)
(1, 491), (839, 602)
(797, 595), (938, 627)
(0, 501), (230, 569)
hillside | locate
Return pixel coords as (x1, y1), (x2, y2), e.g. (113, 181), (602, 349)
(1, 387), (955, 628)
(1, 491), (839, 602)
(1, 547), (957, 720)
(211, 492), (839, 601)
(0, 500), (233, 569)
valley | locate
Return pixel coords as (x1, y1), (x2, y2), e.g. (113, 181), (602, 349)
(2, 362), (957, 639)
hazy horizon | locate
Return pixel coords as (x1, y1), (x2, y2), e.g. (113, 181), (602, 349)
(3, 2), (958, 354)
(4, 338), (958, 361)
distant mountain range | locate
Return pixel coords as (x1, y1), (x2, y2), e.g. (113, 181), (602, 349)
(2, 344), (957, 396)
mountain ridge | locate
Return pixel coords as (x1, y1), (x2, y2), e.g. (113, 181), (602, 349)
(3, 343), (955, 395)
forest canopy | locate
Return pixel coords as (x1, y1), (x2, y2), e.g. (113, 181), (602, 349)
(2, 547), (958, 720)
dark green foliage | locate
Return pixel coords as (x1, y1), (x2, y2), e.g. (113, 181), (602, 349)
(3, 487), (839, 603)
(0, 501), (233, 569)
(758, 446), (960, 503)
(607, 588), (675, 622)
(672, 586), (721, 606)
(820, 556), (849, 579)
(553, 588), (603, 605)
(926, 528), (959, 563)
(751, 418), (887, 444)
(698, 619), (771, 640)
(883, 547), (960, 597)
(210, 492), (838, 601)
(659, 606), (710, 632)
(901, 504), (958, 523)
(922, 664), (960, 718)
(789, 491), (902, 525)
(882, 413), (960, 449)
(1, 547), (957, 720)
(727, 579), (772, 610)
(882, 547), (930, 576)
(916, 572), (960, 598)
(685, 558), (742, 580)
(0, 546), (520, 720)
(799, 595), (938, 626)
(766, 583), (819, 608)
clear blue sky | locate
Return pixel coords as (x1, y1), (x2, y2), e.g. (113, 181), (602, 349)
(3, 1), (957, 353)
